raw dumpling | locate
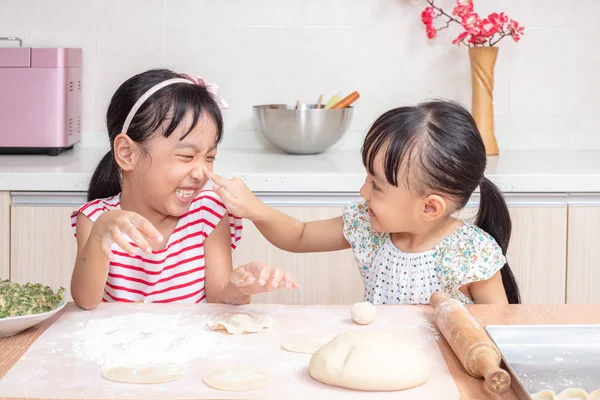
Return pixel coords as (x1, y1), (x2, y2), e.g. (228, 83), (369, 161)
(208, 313), (273, 335)
(532, 390), (556, 400)
(557, 388), (590, 400)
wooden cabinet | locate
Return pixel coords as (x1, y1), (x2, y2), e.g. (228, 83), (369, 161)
(232, 207), (364, 305)
(0, 192), (9, 280)
(3, 193), (582, 306)
(10, 206), (77, 299)
(457, 205), (567, 304)
(506, 207), (567, 304)
(567, 206), (600, 303)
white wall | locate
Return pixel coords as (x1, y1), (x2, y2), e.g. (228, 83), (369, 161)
(1, 0), (598, 150)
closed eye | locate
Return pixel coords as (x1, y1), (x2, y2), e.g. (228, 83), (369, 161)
(178, 155), (194, 160)
(372, 181), (381, 191)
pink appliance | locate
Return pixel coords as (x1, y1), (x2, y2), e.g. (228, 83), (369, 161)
(0, 37), (82, 156)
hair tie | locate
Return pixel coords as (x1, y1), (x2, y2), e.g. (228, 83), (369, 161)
(179, 73), (229, 110)
(121, 73), (228, 134)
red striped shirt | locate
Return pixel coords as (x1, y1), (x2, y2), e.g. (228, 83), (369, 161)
(70, 190), (242, 303)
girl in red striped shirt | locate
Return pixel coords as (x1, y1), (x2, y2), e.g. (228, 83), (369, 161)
(70, 69), (298, 310)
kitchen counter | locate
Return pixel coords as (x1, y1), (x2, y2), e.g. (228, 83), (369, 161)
(1, 147), (600, 193)
(1, 303), (599, 400)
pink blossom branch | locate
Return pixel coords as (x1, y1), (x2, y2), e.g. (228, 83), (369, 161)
(421, 0), (522, 47)
(425, 0), (462, 25)
(489, 27), (508, 46)
(437, 17), (453, 32)
(424, 0), (475, 46)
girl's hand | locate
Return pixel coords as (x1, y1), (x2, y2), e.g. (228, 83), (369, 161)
(203, 168), (264, 220)
(92, 210), (163, 260)
(230, 262), (300, 296)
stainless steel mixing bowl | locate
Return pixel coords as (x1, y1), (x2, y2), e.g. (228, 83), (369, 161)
(252, 104), (354, 155)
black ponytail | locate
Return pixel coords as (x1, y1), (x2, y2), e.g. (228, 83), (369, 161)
(87, 68), (224, 201)
(476, 177), (521, 304)
(362, 99), (521, 304)
(87, 150), (121, 201)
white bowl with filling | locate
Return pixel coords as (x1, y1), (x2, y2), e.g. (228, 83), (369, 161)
(0, 280), (67, 337)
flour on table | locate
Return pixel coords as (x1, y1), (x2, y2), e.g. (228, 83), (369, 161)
(69, 312), (240, 368)
(0, 304), (459, 399)
(203, 366), (271, 391)
(376, 318), (442, 341)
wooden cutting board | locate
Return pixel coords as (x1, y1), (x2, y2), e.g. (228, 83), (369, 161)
(0, 303), (459, 399)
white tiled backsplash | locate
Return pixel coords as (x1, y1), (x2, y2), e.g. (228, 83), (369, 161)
(1, 0), (598, 150)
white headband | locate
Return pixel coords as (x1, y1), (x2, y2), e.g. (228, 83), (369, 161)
(121, 75), (228, 135)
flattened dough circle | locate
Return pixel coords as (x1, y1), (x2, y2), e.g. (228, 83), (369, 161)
(281, 334), (334, 354)
(209, 313), (274, 335)
(204, 366), (271, 391)
(101, 365), (187, 384)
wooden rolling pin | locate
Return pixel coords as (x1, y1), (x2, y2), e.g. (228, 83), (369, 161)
(331, 91), (360, 109)
(430, 291), (511, 394)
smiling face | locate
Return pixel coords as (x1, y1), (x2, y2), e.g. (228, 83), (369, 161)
(359, 150), (426, 233)
(116, 111), (218, 218)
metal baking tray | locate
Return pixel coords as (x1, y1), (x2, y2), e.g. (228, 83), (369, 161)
(485, 325), (600, 399)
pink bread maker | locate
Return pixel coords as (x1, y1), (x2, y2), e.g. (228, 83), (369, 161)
(0, 37), (82, 156)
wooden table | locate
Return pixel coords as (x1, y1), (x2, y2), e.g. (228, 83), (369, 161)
(1, 303), (600, 400)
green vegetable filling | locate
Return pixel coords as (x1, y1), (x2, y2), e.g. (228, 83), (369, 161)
(0, 280), (64, 318)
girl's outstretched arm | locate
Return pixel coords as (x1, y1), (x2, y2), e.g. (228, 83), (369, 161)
(204, 168), (350, 253)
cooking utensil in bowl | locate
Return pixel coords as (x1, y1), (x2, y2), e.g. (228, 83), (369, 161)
(253, 104), (353, 155)
(324, 93), (341, 109)
(316, 94), (323, 109)
(331, 91), (360, 109)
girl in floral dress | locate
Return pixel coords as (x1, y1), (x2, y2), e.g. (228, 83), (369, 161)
(205, 100), (520, 305)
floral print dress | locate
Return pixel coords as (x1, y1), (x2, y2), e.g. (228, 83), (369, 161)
(342, 201), (506, 305)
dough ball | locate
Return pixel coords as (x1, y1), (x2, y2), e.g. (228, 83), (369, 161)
(309, 331), (430, 391)
(208, 313), (273, 335)
(589, 388), (600, 400)
(557, 388), (590, 400)
(101, 365), (187, 384)
(204, 366), (270, 391)
(532, 390), (556, 400)
(350, 302), (376, 325)
(281, 334), (334, 354)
